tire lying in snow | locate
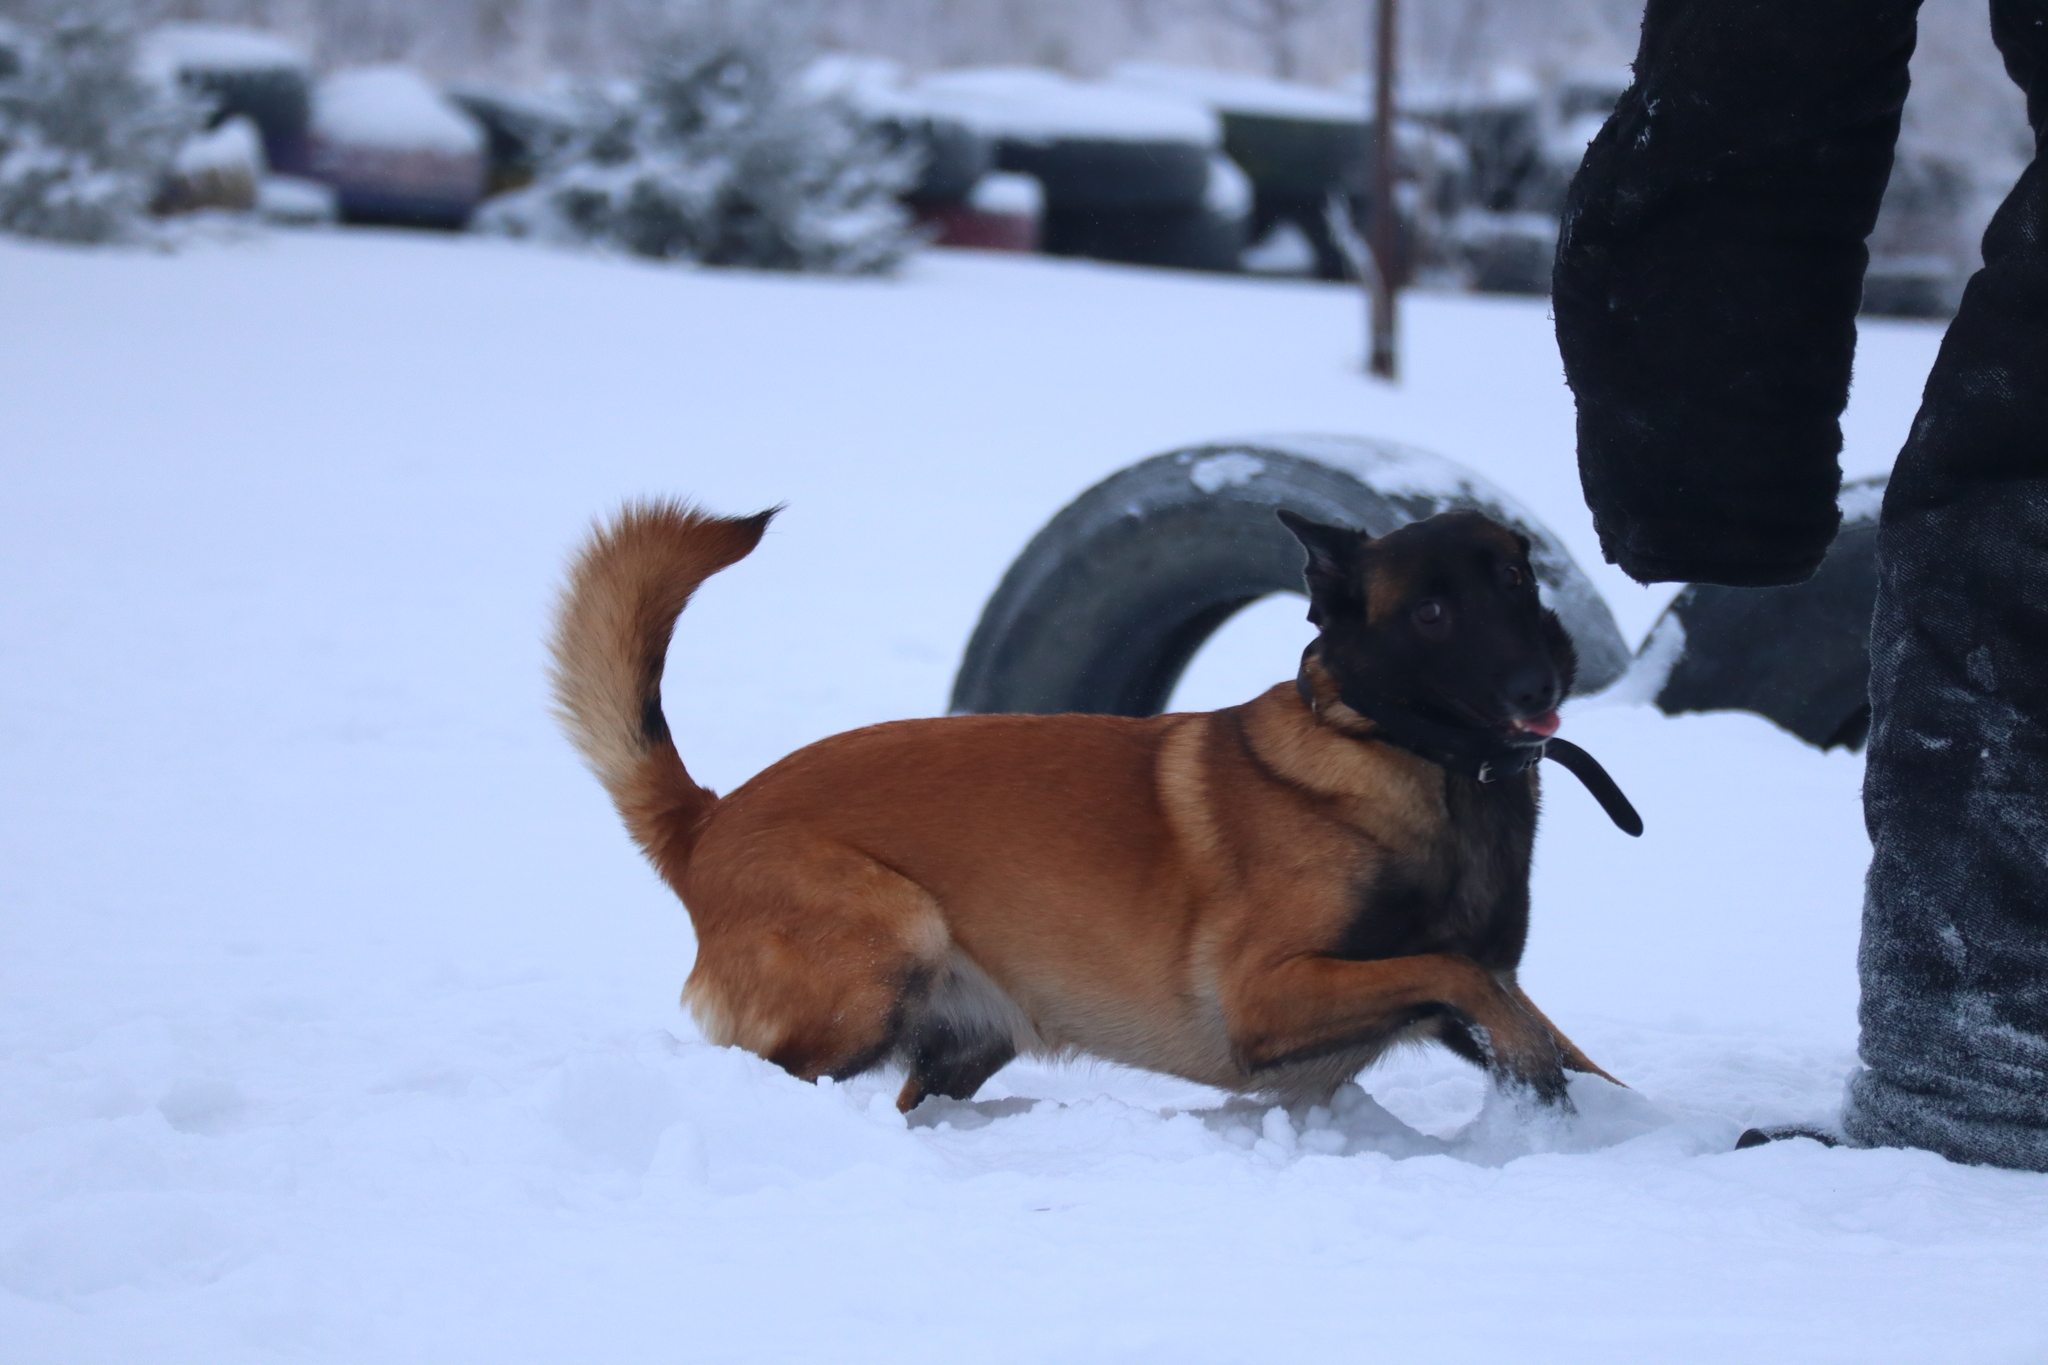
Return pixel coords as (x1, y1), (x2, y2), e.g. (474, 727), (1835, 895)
(1644, 477), (1884, 750)
(950, 437), (1631, 717)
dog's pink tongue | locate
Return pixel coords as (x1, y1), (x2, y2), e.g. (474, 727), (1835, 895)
(1518, 710), (1561, 738)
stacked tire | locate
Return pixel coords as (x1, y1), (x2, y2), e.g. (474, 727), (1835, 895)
(914, 68), (1247, 273)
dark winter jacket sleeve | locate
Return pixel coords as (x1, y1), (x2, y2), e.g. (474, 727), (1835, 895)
(1553, 0), (1921, 587)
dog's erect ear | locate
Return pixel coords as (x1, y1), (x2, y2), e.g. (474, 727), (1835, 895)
(1277, 510), (1366, 619)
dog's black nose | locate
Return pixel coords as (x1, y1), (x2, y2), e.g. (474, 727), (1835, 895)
(1504, 665), (1559, 718)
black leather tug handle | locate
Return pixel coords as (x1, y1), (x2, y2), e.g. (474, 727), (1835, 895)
(1544, 737), (1644, 837)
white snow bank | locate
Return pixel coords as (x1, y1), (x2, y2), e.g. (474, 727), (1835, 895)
(174, 115), (264, 177)
(1839, 474), (1888, 522)
(256, 174), (335, 224)
(312, 66), (483, 156)
(968, 170), (1041, 217)
(914, 66), (1218, 146)
(1242, 219), (1318, 274)
(1203, 153), (1253, 218)
(141, 23), (307, 82)
(1113, 61), (1364, 124)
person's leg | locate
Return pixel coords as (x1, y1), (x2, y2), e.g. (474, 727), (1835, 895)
(1554, 0), (1920, 588)
(1844, 0), (2048, 1171)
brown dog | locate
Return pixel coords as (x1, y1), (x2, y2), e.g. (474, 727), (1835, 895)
(550, 501), (1619, 1113)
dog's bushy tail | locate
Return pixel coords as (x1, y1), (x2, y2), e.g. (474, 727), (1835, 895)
(549, 501), (776, 889)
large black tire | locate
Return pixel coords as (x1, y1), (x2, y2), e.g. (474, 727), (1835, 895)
(951, 437), (1631, 717)
(995, 137), (1211, 212)
(1040, 200), (1245, 272)
(1648, 477), (1884, 749)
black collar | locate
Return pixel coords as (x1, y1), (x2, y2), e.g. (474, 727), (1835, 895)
(1296, 650), (1643, 837)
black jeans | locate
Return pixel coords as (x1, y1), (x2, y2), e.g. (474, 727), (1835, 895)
(1558, 0), (2048, 1167)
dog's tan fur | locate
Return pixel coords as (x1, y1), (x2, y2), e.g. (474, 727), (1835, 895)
(552, 501), (1615, 1111)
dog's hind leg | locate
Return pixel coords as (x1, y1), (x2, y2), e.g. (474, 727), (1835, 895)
(1504, 983), (1624, 1087)
(896, 1019), (1017, 1113)
(682, 840), (952, 1086)
(893, 951), (1027, 1111)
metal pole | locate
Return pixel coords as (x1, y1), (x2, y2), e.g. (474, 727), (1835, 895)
(1368, 0), (1399, 379)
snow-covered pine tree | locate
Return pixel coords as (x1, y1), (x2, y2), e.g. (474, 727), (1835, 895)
(477, 13), (918, 273)
(0, 1), (200, 243)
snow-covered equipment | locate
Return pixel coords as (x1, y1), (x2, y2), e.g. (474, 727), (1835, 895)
(477, 28), (917, 273)
(915, 67), (1246, 273)
(1641, 477), (1884, 751)
(310, 66), (486, 228)
(0, 4), (200, 243)
(141, 23), (310, 176)
(154, 111), (262, 214)
(448, 85), (579, 198)
(949, 437), (1631, 721)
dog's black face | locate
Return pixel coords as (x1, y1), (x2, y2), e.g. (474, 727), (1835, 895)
(1280, 509), (1577, 738)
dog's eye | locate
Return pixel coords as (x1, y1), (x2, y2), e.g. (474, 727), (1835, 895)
(1413, 600), (1448, 632)
(1503, 564), (1525, 589)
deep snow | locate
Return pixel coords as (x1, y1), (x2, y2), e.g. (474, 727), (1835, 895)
(1, 229), (2044, 1363)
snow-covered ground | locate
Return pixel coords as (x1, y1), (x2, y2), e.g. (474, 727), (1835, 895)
(2, 230), (2043, 1363)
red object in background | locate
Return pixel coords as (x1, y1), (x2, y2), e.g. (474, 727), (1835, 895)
(918, 202), (1039, 251)
(915, 170), (1043, 252)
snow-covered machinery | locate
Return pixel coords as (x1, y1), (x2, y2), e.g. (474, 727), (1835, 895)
(142, 23), (313, 177)
(447, 86), (579, 200)
(310, 66), (486, 229)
